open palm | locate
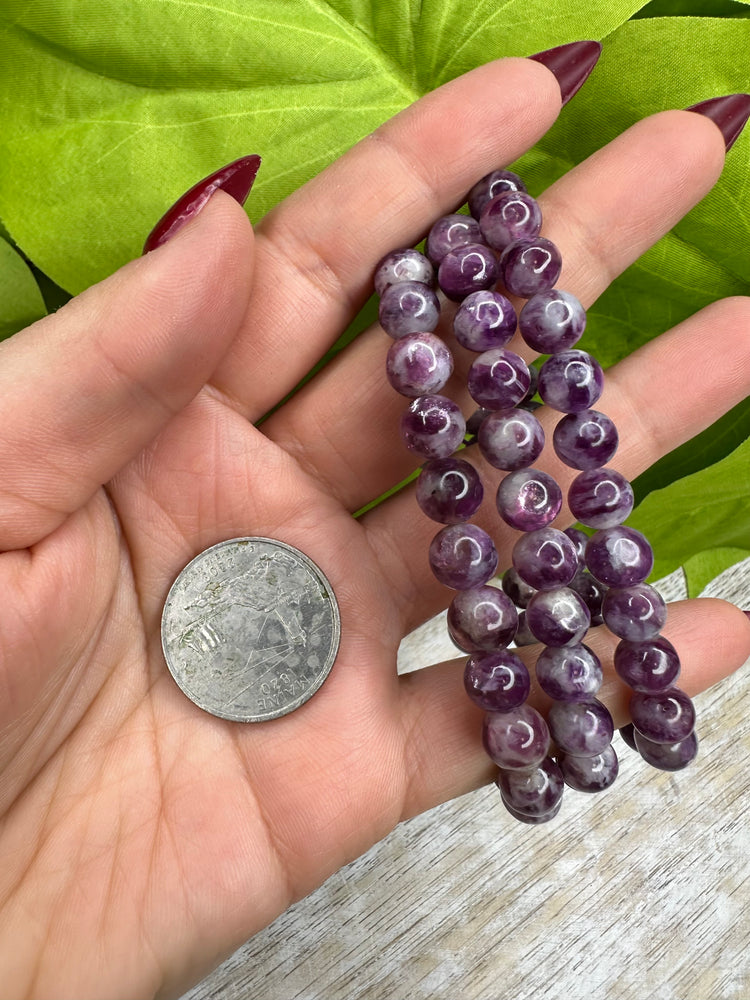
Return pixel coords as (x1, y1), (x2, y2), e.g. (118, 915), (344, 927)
(0, 58), (748, 999)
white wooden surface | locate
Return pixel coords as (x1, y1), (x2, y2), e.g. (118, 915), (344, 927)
(184, 560), (750, 1000)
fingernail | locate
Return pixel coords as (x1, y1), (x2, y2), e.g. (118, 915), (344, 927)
(686, 94), (750, 152)
(143, 154), (261, 254)
(529, 40), (602, 107)
(743, 610), (750, 622)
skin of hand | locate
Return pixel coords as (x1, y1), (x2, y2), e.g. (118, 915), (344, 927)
(0, 56), (748, 999)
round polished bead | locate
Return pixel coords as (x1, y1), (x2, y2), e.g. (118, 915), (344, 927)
(500, 237), (562, 297)
(559, 744), (619, 792)
(463, 648), (529, 709)
(477, 408), (545, 471)
(373, 248), (434, 296)
(466, 407), (492, 437)
(534, 643), (603, 701)
(480, 190), (542, 250)
(512, 527), (579, 591)
(634, 729), (698, 771)
(426, 213), (483, 264)
(548, 698), (614, 757)
(482, 704), (550, 770)
(585, 527), (654, 588)
(514, 610), (537, 646)
(468, 350), (531, 410)
(568, 571), (606, 625)
(553, 409), (619, 470)
(400, 395), (466, 459)
(496, 468), (563, 531)
(468, 169), (526, 219)
(614, 635), (681, 692)
(619, 723), (638, 751)
(502, 797), (562, 824)
(438, 243), (499, 301)
(568, 468), (634, 529)
(630, 687), (696, 744)
(429, 523), (498, 590)
(501, 567), (536, 609)
(453, 290), (517, 352)
(449, 586), (518, 652)
(538, 350), (604, 413)
(378, 280), (440, 338)
(526, 586), (591, 646)
(602, 584), (667, 641)
(518, 289), (586, 354)
(385, 331), (454, 398)
(496, 756), (564, 816)
(564, 527), (589, 569)
(416, 457), (483, 524)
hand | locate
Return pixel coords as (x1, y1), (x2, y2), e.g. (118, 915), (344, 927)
(0, 56), (748, 999)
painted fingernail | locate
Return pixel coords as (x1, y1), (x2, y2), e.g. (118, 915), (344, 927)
(529, 40), (602, 107)
(743, 610), (750, 622)
(686, 94), (750, 152)
(143, 154), (261, 254)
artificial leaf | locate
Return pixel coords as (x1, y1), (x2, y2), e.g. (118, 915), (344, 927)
(682, 547), (750, 598)
(0, 236), (47, 341)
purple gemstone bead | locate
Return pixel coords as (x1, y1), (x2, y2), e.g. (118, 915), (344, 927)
(426, 213), (483, 264)
(614, 635), (681, 693)
(482, 705), (550, 770)
(568, 571), (606, 625)
(385, 331), (454, 398)
(429, 523), (498, 590)
(630, 687), (695, 744)
(373, 248), (434, 296)
(468, 350), (531, 410)
(449, 586), (518, 653)
(518, 289), (586, 354)
(477, 408), (545, 471)
(602, 584), (667, 641)
(634, 729), (698, 771)
(501, 567), (537, 609)
(514, 610), (537, 646)
(479, 191), (542, 250)
(438, 243), (499, 301)
(619, 723), (638, 751)
(416, 457), (483, 524)
(463, 648), (529, 709)
(568, 467), (634, 529)
(585, 527), (654, 588)
(468, 169), (526, 219)
(534, 643), (603, 701)
(453, 290), (517, 352)
(553, 409), (619, 471)
(400, 394), (466, 459)
(496, 756), (564, 816)
(526, 586), (591, 646)
(538, 350), (604, 413)
(500, 237), (562, 298)
(378, 280), (440, 338)
(512, 527), (579, 591)
(548, 698), (614, 757)
(496, 468), (563, 531)
(559, 744), (619, 792)
(502, 796), (562, 824)
(564, 527), (589, 569)
(466, 406), (492, 437)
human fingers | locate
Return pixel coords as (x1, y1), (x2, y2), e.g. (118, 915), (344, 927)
(263, 107), (726, 510)
(0, 193), (253, 551)
(396, 598), (750, 819)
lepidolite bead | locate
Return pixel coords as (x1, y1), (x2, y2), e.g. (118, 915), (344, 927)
(453, 290), (517, 352)
(585, 526), (654, 587)
(534, 643), (603, 701)
(374, 248), (434, 296)
(501, 567), (536, 609)
(568, 571), (606, 625)
(426, 213), (483, 264)
(619, 723), (638, 751)
(634, 729), (698, 771)
(468, 169), (526, 219)
(518, 289), (586, 354)
(512, 527), (579, 591)
(479, 190), (542, 250)
(416, 457), (483, 524)
(477, 408), (545, 471)
(514, 611), (537, 646)
(548, 698), (614, 757)
(602, 584), (667, 641)
(496, 468), (563, 531)
(568, 467), (634, 529)
(438, 243), (499, 301)
(463, 648), (529, 710)
(482, 704), (550, 770)
(614, 635), (681, 692)
(429, 523), (498, 589)
(496, 756), (564, 816)
(500, 237), (562, 297)
(559, 744), (619, 792)
(385, 331), (454, 397)
(553, 409), (619, 470)
(564, 527), (589, 568)
(378, 280), (440, 338)
(538, 350), (604, 413)
(630, 687), (696, 744)
(468, 349), (531, 410)
(449, 586), (518, 652)
(400, 395), (466, 459)
(526, 586), (591, 646)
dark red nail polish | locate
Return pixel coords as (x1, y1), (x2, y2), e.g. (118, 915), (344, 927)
(143, 154), (261, 254)
(686, 94), (750, 152)
(529, 40), (602, 107)
(743, 610), (750, 622)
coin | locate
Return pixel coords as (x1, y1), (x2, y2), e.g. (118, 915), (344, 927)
(161, 537), (341, 722)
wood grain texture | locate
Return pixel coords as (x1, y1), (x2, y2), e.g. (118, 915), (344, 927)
(184, 560), (750, 1000)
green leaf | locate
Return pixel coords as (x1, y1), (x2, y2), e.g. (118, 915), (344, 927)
(0, 235), (47, 341)
(682, 547), (750, 598)
(635, 0), (750, 17)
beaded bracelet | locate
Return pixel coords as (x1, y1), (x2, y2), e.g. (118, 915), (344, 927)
(375, 169), (698, 824)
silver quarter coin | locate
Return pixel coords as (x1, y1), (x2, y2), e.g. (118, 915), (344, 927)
(161, 537), (341, 722)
